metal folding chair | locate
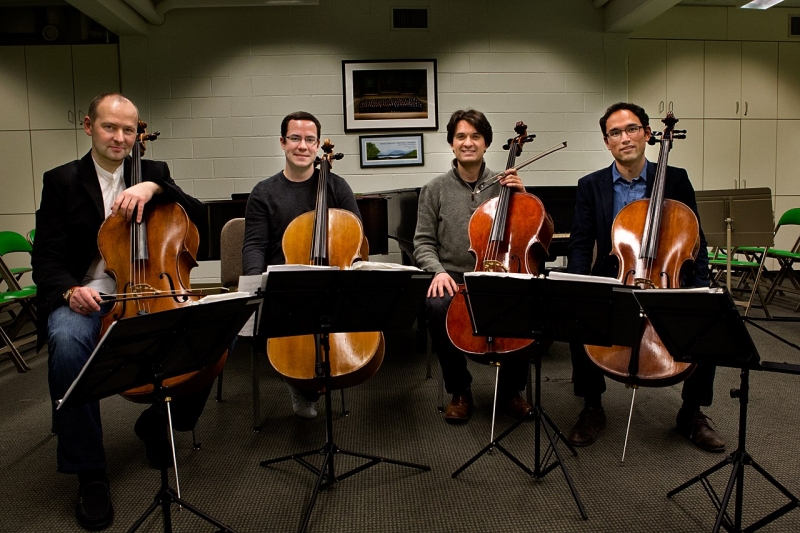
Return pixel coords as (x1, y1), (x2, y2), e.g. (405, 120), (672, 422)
(763, 208), (800, 308)
(0, 231), (38, 371)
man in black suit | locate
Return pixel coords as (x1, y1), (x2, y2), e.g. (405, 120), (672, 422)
(32, 93), (208, 531)
(565, 102), (725, 453)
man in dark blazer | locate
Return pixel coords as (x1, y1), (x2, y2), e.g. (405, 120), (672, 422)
(565, 102), (724, 453)
(32, 93), (208, 531)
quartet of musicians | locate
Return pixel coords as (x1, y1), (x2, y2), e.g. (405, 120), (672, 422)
(31, 93), (724, 531)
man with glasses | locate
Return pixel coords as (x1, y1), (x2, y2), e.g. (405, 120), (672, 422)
(565, 102), (724, 452)
(242, 111), (361, 418)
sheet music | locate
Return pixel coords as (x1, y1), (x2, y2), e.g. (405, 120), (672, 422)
(236, 275), (263, 336)
(632, 287), (720, 294)
(349, 261), (421, 271)
(547, 271), (622, 285)
(464, 271), (534, 279)
(194, 291), (253, 304)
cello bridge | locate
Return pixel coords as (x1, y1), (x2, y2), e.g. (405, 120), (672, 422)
(130, 283), (158, 295)
(633, 278), (656, 289)
(482, 260), (508, 272)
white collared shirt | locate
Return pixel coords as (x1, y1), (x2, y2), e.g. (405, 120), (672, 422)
(81, 157), (127, 294)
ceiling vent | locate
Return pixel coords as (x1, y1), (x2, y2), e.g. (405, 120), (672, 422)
(791, 15), (800, 37)
(392, 8), (428, 29)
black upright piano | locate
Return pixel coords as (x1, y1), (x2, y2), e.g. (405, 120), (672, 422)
(199, 186), (577, 264)
(366, 186), (577, 265)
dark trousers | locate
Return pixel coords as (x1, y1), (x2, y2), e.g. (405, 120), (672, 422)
(569, 341), (716, 407)
(426, 290), (528, 397)
(48, 305), (212, 473)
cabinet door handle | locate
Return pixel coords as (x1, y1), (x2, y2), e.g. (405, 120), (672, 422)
(736, 101), (739, 115)
(660, 101), (664, 113)
(742, 179), (747, 189)
(733, 179), (738, 189)
(67, 110), (74, 125)
(669, 101), (673, 112)
(744, 102), (748, 116)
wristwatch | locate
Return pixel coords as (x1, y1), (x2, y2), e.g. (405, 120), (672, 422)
(63, 286), (79, 303)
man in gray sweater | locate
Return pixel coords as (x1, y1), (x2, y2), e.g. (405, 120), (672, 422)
(413, 109), (530, 423)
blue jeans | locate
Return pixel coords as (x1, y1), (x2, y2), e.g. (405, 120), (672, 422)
(48, 305), (105, 473)
(48, 305), (213, 473)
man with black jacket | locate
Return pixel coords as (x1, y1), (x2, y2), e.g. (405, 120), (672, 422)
(32, 93), (209, 531)
(565, 102), (725, 453)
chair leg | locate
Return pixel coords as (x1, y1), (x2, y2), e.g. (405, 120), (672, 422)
(215, 370), (224, 402)
(51, 402), (57, 435)
(0, 325), (29, 372)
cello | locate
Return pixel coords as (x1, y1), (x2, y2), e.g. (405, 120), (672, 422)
(584, 113), (697, 388)
(97, 121), (224, 402)
(446, 121), (553, 359)
(267, 140), (385, 391)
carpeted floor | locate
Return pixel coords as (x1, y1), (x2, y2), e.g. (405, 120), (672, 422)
(2, 299), (800, 533)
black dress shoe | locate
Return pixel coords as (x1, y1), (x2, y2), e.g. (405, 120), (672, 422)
(676, 409), (725, 453)
(501, 394), (532, 418)
(134, 410), (172, 469)
(567, 406), (606, 447)
(76, 480), (114, 531)
(444, 392), (474, 423)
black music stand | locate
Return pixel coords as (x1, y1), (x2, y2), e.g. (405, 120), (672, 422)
(58, 295), (261, 533)
(454, 273), (643, 520)
(634, 288), (800, 533)
(255, 268), (433, 533)
(695, 188), (774, 316)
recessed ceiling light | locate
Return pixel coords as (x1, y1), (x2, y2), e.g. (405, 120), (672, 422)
(741, 0), (785, 9)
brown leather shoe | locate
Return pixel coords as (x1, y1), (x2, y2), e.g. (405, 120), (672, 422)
(502, 394), (532, 418)
(676, 409), (725, 453)
(444, 393), (474, 423)
(567, 406), (606, 447)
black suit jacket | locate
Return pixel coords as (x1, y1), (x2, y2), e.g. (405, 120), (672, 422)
(567, 161), (709, 285)
(32, 151), (206, 348)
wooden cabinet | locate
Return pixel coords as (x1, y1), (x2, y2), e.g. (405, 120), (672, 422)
(0, 47), (30, 131)
(629, 40), (703, 119)
(24, 44), (119, 131)
(704, 42), (741, 119)
(705, 42), (778, 120)
(742, 42), (778, 119)
(778, 42), (800, 119)
(72, 45), (120, 128)
(0, 132), (35, 214)
(2, 44), (119, 218)
(776, 120), (800, 195)
(25, 46), (75, 130)
(702, 119), (776, 193)
(739, 120), (777, 191)
(703, 119), (740, 190)
(666, 41), (704, 119)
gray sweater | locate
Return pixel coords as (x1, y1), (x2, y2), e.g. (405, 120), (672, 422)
(413, 161), (502, 275)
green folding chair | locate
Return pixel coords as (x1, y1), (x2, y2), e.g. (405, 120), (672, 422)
(0, 231), (33, 292)
(763, 208), (800, 308)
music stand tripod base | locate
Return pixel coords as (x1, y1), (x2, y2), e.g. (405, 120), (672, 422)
(450, 348), (588, 521)
(632, 289), (800, 533)
(259, 333), (430, 533)
(666, 368), (799, 533)
(56, 296), (260, 533)
(254, 269), (434, 533)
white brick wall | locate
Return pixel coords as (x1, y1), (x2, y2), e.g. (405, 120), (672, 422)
(120, 0), (621, 201)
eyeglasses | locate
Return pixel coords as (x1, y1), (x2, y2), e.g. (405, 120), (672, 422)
(284, 135), (319, 146)
(606, 125), (644, 140)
